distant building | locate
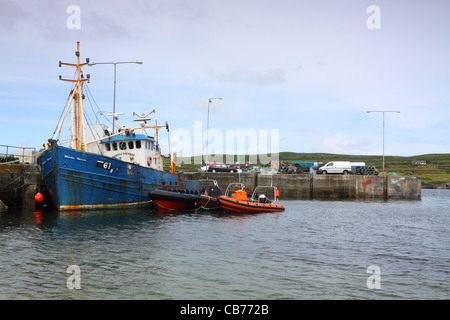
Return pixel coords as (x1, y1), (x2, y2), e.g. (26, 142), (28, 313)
(412, 160), (426, 165)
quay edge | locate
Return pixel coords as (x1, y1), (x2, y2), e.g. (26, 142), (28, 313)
(0, 166), (422, 210)
(184, 172), (422, 200)
(0, 163), (47, 209)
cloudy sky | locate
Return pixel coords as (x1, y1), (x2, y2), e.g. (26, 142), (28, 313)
(1, 0), (449, 158)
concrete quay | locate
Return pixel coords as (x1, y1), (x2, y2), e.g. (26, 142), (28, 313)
(0, 163), (44, 209)
(184, 172), (422, 200)
(0, 165), (421, 210)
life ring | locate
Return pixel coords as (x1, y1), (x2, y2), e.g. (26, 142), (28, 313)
(147, 156), (152, 166)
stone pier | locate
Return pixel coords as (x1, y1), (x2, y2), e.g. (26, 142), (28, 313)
(183, 172), (421, 200)
(0, 163), (44, 209)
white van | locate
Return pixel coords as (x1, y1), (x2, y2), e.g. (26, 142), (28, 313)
(317, 161), (366, 175)
(318, 161), (352, 175)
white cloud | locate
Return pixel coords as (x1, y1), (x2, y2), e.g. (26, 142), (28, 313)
(313, 132), (375, 155)
(210, 68), (287, 86)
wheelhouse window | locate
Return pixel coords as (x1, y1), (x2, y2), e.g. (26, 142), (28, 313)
(119, 142), (127, 150)
(128, 141), (134, 149)
(105, 143), (111, 151)
(112, 142), (118, 151)
(136, 140), (142, 149)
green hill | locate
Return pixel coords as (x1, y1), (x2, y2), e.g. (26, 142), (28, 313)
(277, 152), (450, 185)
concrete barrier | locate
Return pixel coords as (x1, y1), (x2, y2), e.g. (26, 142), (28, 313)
(184, 172), (421, 200)
(387, 176), (422, 199)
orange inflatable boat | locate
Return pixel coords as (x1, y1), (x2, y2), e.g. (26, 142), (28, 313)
(218, 185), (285, 213)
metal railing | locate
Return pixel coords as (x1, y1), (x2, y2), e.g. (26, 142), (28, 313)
(0, 144), (37, 164)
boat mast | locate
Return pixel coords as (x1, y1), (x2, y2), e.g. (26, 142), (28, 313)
(56, 41), (90, 151)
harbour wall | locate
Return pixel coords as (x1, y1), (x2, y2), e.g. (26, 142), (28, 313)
(184, 172), (422, 200)
(0, 163), (43, 208)
(0, 164), (422, 210)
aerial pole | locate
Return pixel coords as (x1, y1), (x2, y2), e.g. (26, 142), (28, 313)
(57, 41), (90, 151)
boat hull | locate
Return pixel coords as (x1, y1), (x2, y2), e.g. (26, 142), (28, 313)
(218, 195), (285, 213)
(148, 189), (198, 211)
(195, 194), (221, 209)
(37, 144), (182, 210)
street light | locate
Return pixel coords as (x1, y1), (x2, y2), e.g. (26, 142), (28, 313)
(88, 61), (143, 133)
(366, 110), (400, 172)
(205, 97), (223, 165)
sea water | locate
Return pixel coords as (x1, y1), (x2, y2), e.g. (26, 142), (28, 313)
(0, 189), (448, 300)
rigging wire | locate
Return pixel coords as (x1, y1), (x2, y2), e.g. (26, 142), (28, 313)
(84, 86), (100, 124)
(52, 71), (77, 139)
(82, 82), (116, 156)
(82, 109), (104, 156)
(84, 82), (113, 127)
(167, 121), (171, 156)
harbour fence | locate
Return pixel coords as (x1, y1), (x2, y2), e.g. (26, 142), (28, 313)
(0, 145), (37, 164)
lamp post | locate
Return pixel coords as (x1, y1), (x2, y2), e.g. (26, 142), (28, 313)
(205, 97), (222, 165)
(88, 60), (143, 133)
(366, 110), (400, 172)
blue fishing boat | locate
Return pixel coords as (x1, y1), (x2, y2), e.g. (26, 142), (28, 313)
(37, 42), (187, 210)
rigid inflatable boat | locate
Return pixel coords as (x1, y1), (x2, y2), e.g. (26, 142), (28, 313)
(218, 185), (285, 213)
(148, 189), (198, 211)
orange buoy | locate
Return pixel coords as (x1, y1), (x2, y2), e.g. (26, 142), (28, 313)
(35, 192), (44, 203)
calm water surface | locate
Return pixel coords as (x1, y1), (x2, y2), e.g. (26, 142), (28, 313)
(0, 189), (448, 299)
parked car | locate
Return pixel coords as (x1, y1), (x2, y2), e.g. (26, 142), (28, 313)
(208, 163), (239, 173)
